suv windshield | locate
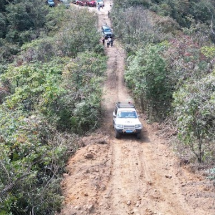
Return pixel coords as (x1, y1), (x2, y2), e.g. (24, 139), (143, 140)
(104, 28), (111, 32)
(117, 111), (137, 118)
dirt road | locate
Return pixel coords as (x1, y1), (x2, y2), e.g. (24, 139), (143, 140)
(60, 2), (215, 215)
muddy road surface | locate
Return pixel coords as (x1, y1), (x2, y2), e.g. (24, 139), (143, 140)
(60, 2), (215, 215)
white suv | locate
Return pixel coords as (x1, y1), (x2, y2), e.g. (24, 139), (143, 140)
(97, 0), (104, 7)
(113, 102), (142, 139)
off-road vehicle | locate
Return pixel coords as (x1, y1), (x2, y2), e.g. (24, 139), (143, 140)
(113, 102), (142, 139)
(101, 25), (113, 39)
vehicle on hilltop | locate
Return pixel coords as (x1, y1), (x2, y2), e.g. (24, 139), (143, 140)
(76, 0), (87, 6)
(86, 0), (96, 6)
(96, 0), (104, 7)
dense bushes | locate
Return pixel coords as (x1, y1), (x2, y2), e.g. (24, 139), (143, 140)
(18, 7), (102, 64)
(111, 6), (162, 54)
(125, 43), (171, 121)
(3, 0), (49, 44)
(0, 109), (77, 214)
(60, 52), (106, 133)
(0, 0), (53, 65)
(56, 8), (101, 57)
(113, 0), (215, 30)
(0, 52), (106, 214)
(0, 3), (106, 214)
(173, 74), (215, 163)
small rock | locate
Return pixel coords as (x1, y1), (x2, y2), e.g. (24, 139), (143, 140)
(84, 153), (94, 159)
(74, 205), (81, 210)
(87, 204), (94, 213)
(98, 139), (107, 144)
(63, 173), (69, 177)
(127, 201), (131, 205)
(100, 185), (106, 191)
(147, 181), (153, 185)
(165, 175), (172, 179)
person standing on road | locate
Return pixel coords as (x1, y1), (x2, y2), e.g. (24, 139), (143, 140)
(108, 37), (112, 47)
(98, 3), (100, 10)
(102, 37), (105, 45)
(110, 37), (113, 47)
(107, 39), (110, 48)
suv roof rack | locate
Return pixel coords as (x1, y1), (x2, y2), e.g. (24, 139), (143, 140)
(116, 102), (135, 108)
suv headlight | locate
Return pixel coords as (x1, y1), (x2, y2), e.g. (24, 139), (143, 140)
(115, 124), (123, 129)
(135, 124), (142, 129)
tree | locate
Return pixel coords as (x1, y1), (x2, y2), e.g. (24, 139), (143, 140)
(111, 6), (160, 54)
(0, 13), (6, 38)
(0, 109), (77, 214)
(5, 0), (49, 44)
(56, 7), (101, 57)
(164, 35), (213, 91)
(1, 63), (64, 113)
(125, 43), (171, 120)
(173, 74), (215, 163)
(0, 0), (8, 12)
(60, 51), (106, 133)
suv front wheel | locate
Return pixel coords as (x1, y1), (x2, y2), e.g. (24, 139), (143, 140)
(136, 132), (141, 139)
(115, 130), (121, 139)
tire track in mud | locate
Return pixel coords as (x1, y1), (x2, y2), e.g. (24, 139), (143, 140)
(98, 140), (148, 215)
(98, 7), (153, 213)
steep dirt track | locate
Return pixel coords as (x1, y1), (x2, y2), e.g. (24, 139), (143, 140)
(60, 2), (215, 215)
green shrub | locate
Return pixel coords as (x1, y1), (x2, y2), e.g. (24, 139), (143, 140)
(173, 74), (215, 163)
(125, 42), (171, 120)
(0, 109), (78, 214)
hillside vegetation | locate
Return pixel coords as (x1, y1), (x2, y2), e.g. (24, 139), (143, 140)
(0, 1), (106, 214)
